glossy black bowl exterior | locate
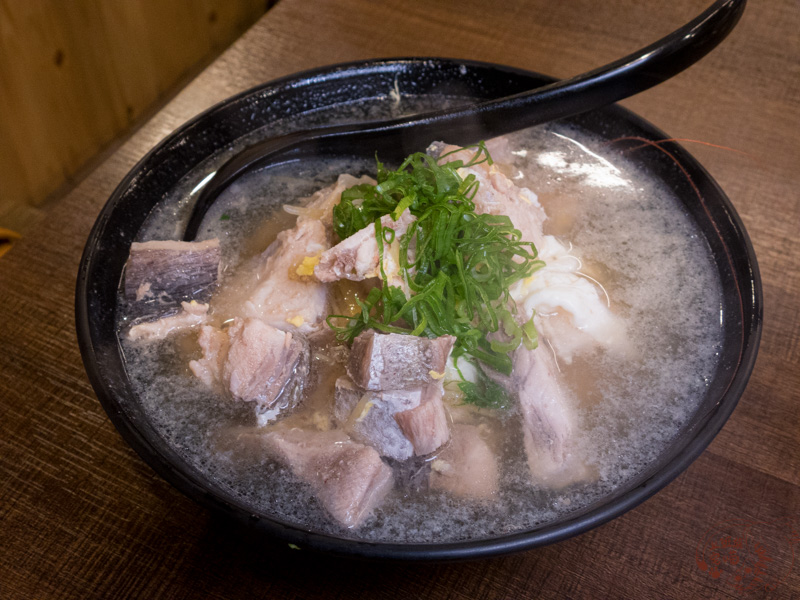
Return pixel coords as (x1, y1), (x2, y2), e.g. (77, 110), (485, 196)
(76, 58), (762, 560)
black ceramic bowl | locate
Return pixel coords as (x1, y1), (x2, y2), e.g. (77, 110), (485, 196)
(76, 58), (762, 561)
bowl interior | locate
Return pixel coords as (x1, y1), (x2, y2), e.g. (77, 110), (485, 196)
(76, 58), (762, 560)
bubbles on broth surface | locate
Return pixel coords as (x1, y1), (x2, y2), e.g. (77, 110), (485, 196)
(119, 117), (723, 544)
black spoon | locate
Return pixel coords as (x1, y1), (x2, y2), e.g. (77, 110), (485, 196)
(184, 0), (745, 241)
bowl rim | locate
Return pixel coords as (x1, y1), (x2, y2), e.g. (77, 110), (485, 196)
(75, 56), (763, 561)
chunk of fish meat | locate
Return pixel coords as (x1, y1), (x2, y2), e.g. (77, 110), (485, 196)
(242, 219), (329, 333)
(189, 318), (308, 423)
(513, 345), (589, 488)
(224, 318), (305, 405)
(124, 238), (220, 318)
(394, 382), (450, 456)
(429, 424), (499, 500)
(288, 174), (377, 227)
(189, 324), (229, 387)
(430, 142), (547, 250)
(334, 377), (419, 461)
(127, 301), (209, 341)
(265, 428), (393, 528)
(347, 330), (456, 391)
(314, 210), (415, 287)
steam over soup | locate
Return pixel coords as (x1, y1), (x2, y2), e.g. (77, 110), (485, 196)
(118, 126), (723, 543)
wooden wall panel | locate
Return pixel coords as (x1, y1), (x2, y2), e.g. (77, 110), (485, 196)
(0, 0), (268, 233)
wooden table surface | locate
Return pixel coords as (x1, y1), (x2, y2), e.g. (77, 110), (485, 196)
(1, 0), (798, 597)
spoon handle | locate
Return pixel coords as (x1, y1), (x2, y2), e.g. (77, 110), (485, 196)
(185, 0), (745, 241)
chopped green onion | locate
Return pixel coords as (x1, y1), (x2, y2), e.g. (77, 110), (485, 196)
(522, 312), (539, 350)
(328, 143), (545, 401)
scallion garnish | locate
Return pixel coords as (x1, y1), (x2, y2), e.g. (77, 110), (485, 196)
(327, 143), (545, 408)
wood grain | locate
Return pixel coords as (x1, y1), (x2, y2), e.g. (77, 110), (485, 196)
(0, 0), (798, 598)
(0, 0), (268, 232)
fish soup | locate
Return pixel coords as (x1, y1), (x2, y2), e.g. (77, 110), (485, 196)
(118, 124), (723, 543)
